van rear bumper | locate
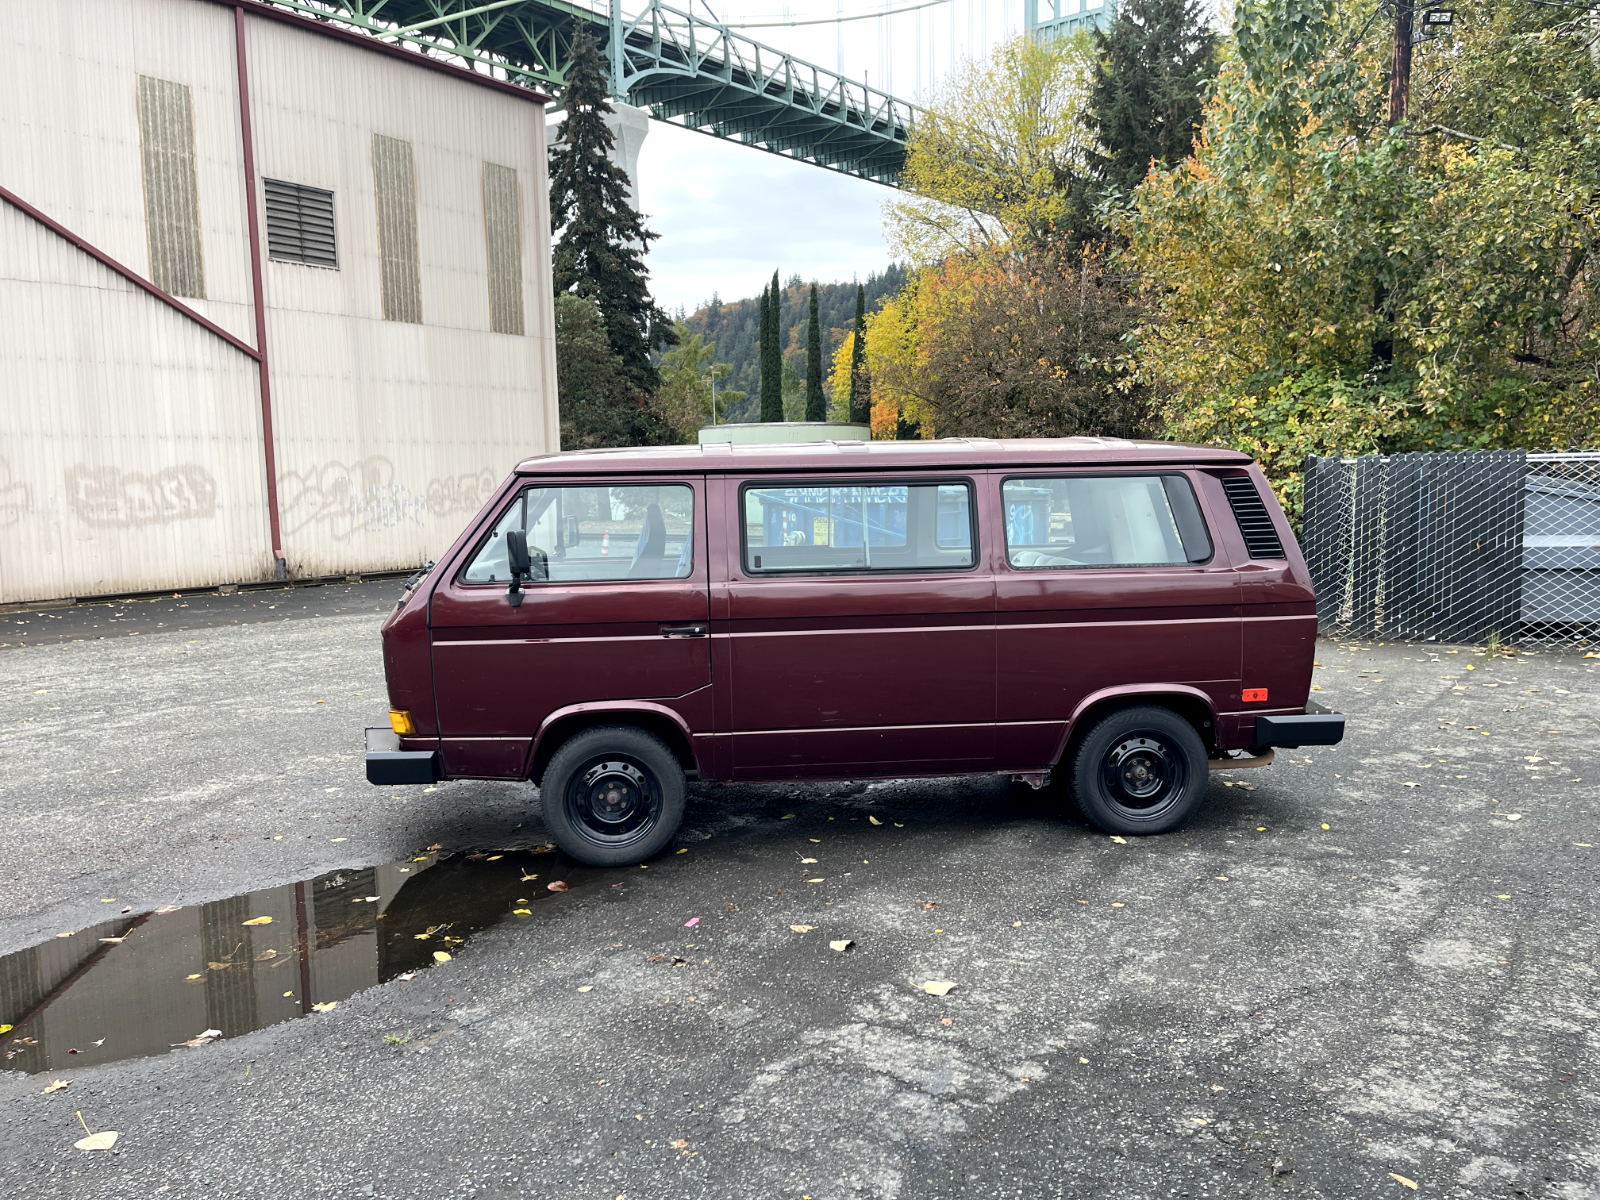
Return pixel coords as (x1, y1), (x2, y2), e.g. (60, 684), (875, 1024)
(1252, 702), (1345, 751)
(365, 727), (440, 785)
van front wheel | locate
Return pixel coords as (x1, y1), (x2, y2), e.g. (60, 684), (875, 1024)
(1067, 706), (1208, 836)
(540, 725), (686, 866)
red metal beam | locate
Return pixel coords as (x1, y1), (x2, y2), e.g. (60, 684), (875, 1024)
(0, 185), (263, 362)
(235, 5), (287, 575)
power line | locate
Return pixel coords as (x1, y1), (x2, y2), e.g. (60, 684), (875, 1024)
(721, 0), (949, 29)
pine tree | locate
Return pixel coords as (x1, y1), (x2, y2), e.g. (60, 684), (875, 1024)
(760, 269), (784, 421)
(848, 283), (870, 425)
(1084, 0), (1217, 223)
(804, 284), (825, 421)
(549, 26), (674, 400)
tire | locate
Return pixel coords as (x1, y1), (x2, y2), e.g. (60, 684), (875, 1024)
(1066, 705), (1209, 836)
(539, 725), (686, 866)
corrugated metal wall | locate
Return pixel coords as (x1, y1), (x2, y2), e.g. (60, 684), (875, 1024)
(0, 0), (558, 603)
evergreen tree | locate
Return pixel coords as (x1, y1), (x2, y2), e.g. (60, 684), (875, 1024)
(760, 269), (784, 421)
(549, 26), (674, 399)
(1083, 0), (1217, 224)
(848, 283), (871, 425)
(805, 284), (825, 421)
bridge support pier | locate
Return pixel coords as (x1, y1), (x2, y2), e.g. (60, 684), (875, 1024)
(602, 101), (650, 213)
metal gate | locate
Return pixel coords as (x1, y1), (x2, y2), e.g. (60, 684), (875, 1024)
(1301, 451), (1600, 645)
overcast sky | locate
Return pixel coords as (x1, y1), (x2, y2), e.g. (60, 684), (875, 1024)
(618, 0), (1035, 313)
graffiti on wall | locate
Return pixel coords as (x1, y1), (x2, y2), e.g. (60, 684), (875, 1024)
(279, 459), (499, 543)
(66, 464), (217, 528)
(0, 460), (31, 529)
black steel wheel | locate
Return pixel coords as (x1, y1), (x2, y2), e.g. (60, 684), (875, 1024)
(1068, 705), (1209, 835)
(541, 726), (685, 866)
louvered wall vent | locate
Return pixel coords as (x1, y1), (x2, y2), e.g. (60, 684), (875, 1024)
(265, 179), (338, 268)
(1221, 475), (1286, 560)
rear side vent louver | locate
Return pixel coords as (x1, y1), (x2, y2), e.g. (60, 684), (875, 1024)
(1221, 476), (1286, 560)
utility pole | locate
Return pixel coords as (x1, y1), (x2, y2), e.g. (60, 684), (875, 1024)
(1389, 0), (1413, 125)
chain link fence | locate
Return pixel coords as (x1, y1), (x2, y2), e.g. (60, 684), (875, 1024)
(1301, 450), (1600, 646)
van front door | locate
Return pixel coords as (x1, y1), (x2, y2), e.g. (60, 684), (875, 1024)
(719, 475), (996, 779)
(430, 477), (711, 778)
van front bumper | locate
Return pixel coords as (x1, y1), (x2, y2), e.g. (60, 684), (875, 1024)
(1252, 701), (1345, 751)
(365, 727), (440, 785)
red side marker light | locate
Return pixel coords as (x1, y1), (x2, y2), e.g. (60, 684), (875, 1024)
(1242, 688), (1269, 703)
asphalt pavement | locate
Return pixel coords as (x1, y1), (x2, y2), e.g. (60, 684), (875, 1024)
(1, 598), (1597, 1199)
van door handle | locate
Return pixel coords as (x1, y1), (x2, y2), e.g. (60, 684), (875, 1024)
(660, 623), (708, 638)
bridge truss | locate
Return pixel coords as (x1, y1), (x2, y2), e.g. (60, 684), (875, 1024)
(260, 0), (918, 183)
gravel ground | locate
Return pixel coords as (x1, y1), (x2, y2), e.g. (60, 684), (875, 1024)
(1, 602), (1597, 1199)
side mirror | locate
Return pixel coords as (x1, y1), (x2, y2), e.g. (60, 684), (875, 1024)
(506, 530), (532, 608)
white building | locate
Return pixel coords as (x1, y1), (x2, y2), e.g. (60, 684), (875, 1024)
(0, 0), (559, 605)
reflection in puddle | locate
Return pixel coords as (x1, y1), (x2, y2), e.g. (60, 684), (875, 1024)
(0, 849), (608, 1074)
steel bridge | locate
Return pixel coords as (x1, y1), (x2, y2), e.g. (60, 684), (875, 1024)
(260, 0), (918, 184)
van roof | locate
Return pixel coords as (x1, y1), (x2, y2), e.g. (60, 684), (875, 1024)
(515, 437), (1253, 475)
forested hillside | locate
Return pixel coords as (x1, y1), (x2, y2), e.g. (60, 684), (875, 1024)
(682, 266), (907, 423)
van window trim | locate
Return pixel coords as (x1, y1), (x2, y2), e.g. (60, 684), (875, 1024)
(454, 478), (700, 589)
(736, 475), (981, 578)
(998, 470), (1216, 571)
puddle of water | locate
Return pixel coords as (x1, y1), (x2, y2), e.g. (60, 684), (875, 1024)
(0, 849), (616, 1075)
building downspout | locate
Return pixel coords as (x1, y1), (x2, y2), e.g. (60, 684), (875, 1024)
(234, 5), (287, 580)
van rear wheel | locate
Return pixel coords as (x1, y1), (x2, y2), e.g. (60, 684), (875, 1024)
(540, 725), (686, 866)
(1067, 706), (1208, 836)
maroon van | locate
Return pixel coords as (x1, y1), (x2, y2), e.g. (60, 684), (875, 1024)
(366, 438), (1343, 864)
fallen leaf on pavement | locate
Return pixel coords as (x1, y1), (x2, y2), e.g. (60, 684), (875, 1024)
(1215, 876), (1230, 881)
(547, 881), (569, 892)
(312, 1002), (338, 1013)
(184, 973), (203, 981)
(1389, 1173), (1418, 1190)
(806, 878), (825, 884)
(241, 916), (272, 926)
(427, 843), (443, 851)
(56, 931), (74, 938)
(41, 1080), (69, 1094)
(676, 848), (688, 854)
(98, 937), (123, 945)
(177, 1029), (222, 1047)
(670, 1139), (688, 1149)
(396, 971), (418, 981)
(577, 986), (594, 993)
(829, 939), (855, 952)
(486, 855), (502, 861)
(255, 949), (277, 961)
(433, 951), (452, 962)
(781, 813), (795, 819)
(74, 1131), (118, 1152)
(1401, 782), (1418, 788)
(790, 925), (816, 933)
(921, 980), (956, 996)
(1109, 836), (1127, 844)
(800, 857), (818, 864)
(1079, 1057), (1089, 1064)
(869, 816), (882, 825)
(512, 907), (532, 915)
(154, 905), (180, 914)
(1321, 823), (1331, 830)
(1192, 1118), (1208, 1125)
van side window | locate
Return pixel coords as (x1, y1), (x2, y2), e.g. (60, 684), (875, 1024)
(742, 482), (975, 574)
(1002, 475), (1212, 569)
(462, 484), (694, 584)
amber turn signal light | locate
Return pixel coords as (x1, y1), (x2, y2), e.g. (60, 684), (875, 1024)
(388, 708), (415, 735)
(1241, 688), (1268, 703)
